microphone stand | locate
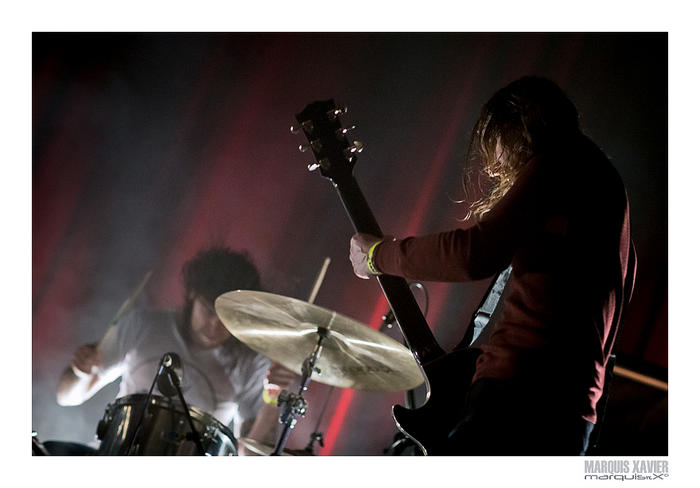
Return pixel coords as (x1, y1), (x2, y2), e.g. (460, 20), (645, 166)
(163, 355), (207, 455)
(123, 358), (161, 455)
(125, 353), (206, 455)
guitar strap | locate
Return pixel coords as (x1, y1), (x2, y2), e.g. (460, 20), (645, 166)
(455, 264), (513, 350)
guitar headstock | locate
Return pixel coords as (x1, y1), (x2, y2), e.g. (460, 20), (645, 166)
(293, 99), (363, 182)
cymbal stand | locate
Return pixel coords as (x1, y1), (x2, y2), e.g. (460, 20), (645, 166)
(299, 283), (427, 456)
(271, 326), (328, 456)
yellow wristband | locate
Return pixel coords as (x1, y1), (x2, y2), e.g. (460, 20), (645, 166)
(367, 240), (382, 275)
(262, 388), (278, 405)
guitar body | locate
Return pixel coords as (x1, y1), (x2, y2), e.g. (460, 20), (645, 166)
(393, 347), (481, 455)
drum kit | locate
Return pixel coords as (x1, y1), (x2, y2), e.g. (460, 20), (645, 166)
(33, 289), (425, 456)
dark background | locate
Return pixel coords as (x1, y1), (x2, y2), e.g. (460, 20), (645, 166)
(32, 33), (667, 455)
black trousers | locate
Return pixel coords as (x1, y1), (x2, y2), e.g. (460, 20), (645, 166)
(446, 377), (594, 456)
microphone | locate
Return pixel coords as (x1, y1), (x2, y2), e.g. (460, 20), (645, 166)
(157, 352), (183, 397)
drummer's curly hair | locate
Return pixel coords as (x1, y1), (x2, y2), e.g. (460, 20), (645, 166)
(182, 246), (263, 306)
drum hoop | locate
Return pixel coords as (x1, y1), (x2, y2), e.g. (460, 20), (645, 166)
(108, 393), (235, 440)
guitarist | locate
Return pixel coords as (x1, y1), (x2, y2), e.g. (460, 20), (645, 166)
(349, 76), (636, 455)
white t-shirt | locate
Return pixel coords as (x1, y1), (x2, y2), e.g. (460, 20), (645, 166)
(97, 307), (270, 436)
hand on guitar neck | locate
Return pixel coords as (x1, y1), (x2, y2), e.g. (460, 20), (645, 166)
(349, 233), (392, 279)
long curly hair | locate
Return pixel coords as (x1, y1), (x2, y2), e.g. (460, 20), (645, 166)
(181, 246), (262, 325)
(462, 76), (580, 219)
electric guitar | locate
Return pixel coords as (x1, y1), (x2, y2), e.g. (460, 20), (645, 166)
(294, 100), (481, 455)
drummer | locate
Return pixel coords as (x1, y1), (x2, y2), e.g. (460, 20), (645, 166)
(56, 247), (297, 452)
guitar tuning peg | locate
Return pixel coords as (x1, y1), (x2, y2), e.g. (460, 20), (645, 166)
(299, 140), (322, 153)
(292, 120), (314, 135)
(343, 141), (364, 160)
(301, 120), (314, 133)
(327, 105), (348, 120)
(335, 125), (357, 139)
(307, 158), (329, 172)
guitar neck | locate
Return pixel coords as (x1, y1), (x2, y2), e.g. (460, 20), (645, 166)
(332, 173), (445, 364)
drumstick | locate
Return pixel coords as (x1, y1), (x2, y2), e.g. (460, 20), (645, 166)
(97, 270), (153, 348)
(306, 257), (331, 305)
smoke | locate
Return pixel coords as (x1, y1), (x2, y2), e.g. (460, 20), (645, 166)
(32, 33), (668, 454)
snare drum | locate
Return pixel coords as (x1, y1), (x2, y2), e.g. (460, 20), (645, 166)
(96, 394), (237, 456)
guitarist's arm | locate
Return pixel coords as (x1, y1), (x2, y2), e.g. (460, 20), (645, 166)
(351, 154), (553, 283)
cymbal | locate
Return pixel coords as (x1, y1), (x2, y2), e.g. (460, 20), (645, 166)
(238, 437), (310, 456)
(215, 290), (424, 391)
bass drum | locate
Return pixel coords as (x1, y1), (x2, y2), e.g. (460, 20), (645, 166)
(96, 394), (237, 456)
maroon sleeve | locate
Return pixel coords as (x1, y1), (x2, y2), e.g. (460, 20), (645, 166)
(373, 155), (549, 281)
(373, 227), (500, 281)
